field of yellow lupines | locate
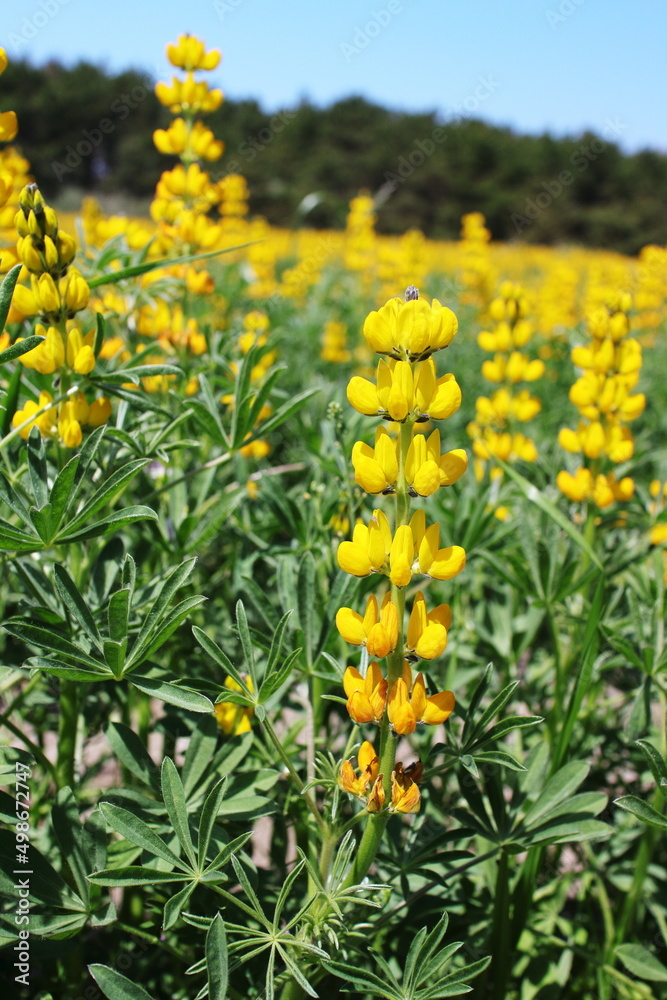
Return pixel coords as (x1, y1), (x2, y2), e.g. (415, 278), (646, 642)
(2, 36), (667, 1000)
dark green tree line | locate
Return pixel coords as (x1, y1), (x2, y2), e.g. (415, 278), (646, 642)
(2, 59), (666, 253)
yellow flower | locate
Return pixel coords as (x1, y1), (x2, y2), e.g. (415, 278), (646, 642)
(166, 34), (221, 72)
(337, 509), (392, 578)
(387, 670), (455, 735)
(347, 358), (461, 423)
(352, 426), (399, 494)
(362, 294), (458, 361)
(339, 741), (380, 798)
(404, 429), (468, 497)
(214, 676), (254, 735)
(390, 762), (422, 813)
(336, 594), (399, 658)
(405, 591), (451, 660)
(12, 391), (56, 439)
(343, 662), (388, 724)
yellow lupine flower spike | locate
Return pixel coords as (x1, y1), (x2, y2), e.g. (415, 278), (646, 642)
(343, 662), (388, 725)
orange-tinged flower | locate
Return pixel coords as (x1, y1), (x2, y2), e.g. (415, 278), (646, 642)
(388, 670), (455, 735)
(390, 762), (422, 813)
(339, 741), (380, 798)
(343, 662), (388, 724)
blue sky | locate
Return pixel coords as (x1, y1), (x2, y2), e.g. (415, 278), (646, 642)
(3, 0), (665, 152)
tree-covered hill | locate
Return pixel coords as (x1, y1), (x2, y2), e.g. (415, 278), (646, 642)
(2, 58), (666, 253)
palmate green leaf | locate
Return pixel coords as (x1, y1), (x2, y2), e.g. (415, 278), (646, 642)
(628, 676), (652, 741)
(141, 594), (207, 661)
(98, 801), (185, 868)
(88, 866), (191, 887)
(522, 761), (590, 828)
(24, 656), (111, 681)
(230, 344), (262, 449)
(464, 679), (520, 745)
(27, 426), (48, 507)
(616, 943), (667, 982)
(615, 794), (667, 830)
(248, 388), (319, 440)
(161, 758), (197, 869)
(0, 361), (22, 436)
(0, 469), (30, 521)
(0, 333), (45, 366)
(472, 715), (543, 749)
(0, 522), (41, 551)
(0, 262), (24, 336)
(527, 817), (611, 846)
(0, 830), (83, 909)
(182, 715), (220, 800)
(265, 610), (292, 677)
(636, 739), (667, 795)
(491, 455), (604, 570)
(129, 675), (213, 713)
(163, 881), (197, 930)
(461, 663), (493, 737)
(104, 638), (127, 677)
(3, 620), (104, 669)
(473, 750), (526, 771)
(424, 957), (492, 998)
(235, 600), (257, 688)
(553, 576), (604, 769)
(56, 505), (158, 544)
(29, 501), (56, 543)
(52, 788), (91, 903)
(108, 588), (131, 641)
(48, 451), (80, 529)
(106, 722), (160, 791)
(193, 625), (250, 694)
(297, 550), (316, 667)
(206, 913), (229, 1000)
(259, 648), (302, 702)
(205, 831), (253, 875)
(322, 958), (399, 999)
(58, 458), (150, 536)
(54, 564), (102, 648)
(127, 558), (197, 667)
(197, 778), (228, 870)
(89, 964), (157, 1000)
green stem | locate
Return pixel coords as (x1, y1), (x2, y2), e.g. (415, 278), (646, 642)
(56, 679), (79, 789)
(260, 715), (328, 834)
(479, 849), (511, 999)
